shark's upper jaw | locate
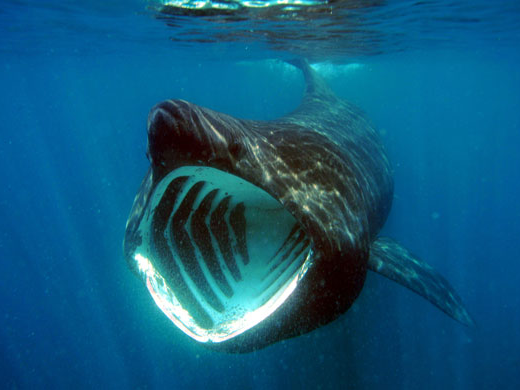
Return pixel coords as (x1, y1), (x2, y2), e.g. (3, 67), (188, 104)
(130, 165), (314, 343)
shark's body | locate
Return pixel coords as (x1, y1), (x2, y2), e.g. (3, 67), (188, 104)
(124, 60), (472, 352)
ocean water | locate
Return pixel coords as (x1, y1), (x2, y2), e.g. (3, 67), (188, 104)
(1, 1), (519, 389)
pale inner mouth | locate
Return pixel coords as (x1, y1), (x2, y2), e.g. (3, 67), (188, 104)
(132, 166), (313, 343)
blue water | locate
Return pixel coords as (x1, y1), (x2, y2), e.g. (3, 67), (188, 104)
(1, 1), (520, 389)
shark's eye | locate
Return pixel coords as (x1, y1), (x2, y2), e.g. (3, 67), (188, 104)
(131, 166), (313, 343)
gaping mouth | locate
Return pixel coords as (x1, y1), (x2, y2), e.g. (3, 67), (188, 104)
(132, 166), (313, 343)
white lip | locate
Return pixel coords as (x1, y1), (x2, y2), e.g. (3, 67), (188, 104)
(131, 166), (313, 343)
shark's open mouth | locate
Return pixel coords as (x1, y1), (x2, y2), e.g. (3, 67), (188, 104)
(132, 166), (313, 343)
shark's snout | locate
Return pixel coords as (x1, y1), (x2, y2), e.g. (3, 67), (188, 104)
(147, 100), (214, 168)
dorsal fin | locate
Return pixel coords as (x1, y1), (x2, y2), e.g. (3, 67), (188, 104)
(288, 59), (337, 102)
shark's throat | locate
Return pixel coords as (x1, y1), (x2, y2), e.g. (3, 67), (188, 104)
(131, 166), (313, 343)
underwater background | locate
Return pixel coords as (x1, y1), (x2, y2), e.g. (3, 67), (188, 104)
(1, 0), (519, 388)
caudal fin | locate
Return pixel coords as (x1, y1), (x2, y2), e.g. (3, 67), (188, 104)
(368, 237), (474, 326)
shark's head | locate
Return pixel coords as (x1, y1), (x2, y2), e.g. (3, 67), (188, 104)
(124, 95), (369, 352)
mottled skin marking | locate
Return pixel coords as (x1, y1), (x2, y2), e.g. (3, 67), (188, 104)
(124, 60), (472, 352)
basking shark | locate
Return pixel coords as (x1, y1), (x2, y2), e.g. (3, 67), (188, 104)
(124, 60), (472, 352)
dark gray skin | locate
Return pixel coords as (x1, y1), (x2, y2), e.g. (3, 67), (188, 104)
(124, 60), (471, 353)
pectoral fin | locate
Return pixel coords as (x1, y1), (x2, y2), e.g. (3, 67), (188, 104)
(368, 237), (474, 326)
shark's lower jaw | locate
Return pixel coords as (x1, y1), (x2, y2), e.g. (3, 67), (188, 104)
(132, 166), (313, 343)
